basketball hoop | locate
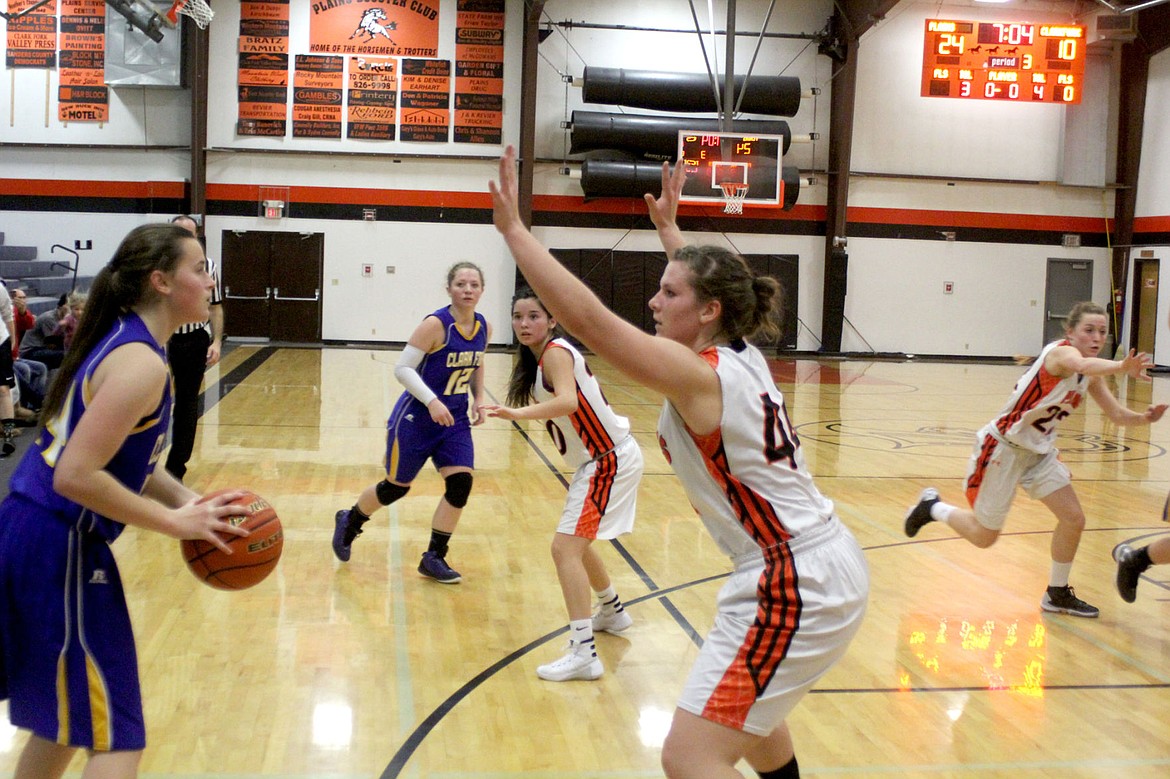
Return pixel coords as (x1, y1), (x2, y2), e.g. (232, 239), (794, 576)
(164, 0), (213, 29)
(720, 182), (749, 215)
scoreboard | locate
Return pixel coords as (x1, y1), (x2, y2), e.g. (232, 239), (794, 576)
(921, 19), (1086, 104)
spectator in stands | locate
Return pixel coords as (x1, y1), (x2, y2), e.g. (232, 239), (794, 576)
(19, 294), (67, 369)
(10, 288), (34, 356)
(53, 290), (87, 352)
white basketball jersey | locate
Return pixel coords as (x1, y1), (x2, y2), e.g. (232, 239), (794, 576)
(656, 343), (834, 560)
(535, 338), (632, 470)
(992, 339), (1088, 453)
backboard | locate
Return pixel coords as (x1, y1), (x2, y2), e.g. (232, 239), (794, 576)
(677, 131), (784, 208)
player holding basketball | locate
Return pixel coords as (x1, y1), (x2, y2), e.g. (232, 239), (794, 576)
(905, 301), (1166, 618)
(483, 287), (644, 682)
(0, 223), (251, 778)
(490, 148), (868, 779)
(333, 261), (491, 583)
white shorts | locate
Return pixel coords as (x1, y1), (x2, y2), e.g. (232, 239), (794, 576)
(964, 427), (1070, 530)
(558, 435), (643, 540)
(676, 518), (869, 736)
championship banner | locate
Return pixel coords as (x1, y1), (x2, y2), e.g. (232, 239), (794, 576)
(453, 0), (502, 145)
(347, 55), (396, 141)
(292, 54), (343, 138)
(58, 0), (103, 87)
(399, 58), (449, 143)
(6, 0), (57, 69)
(238, 0), (290, 136)
(309, 0), (439, 58)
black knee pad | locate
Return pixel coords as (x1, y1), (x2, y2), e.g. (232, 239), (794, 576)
(375, 480), (410, 506)
(443, 472), (473, 508)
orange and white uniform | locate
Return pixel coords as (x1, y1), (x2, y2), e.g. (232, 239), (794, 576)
(536, 338), (642, 539)
(964, 339), (1088, 528)
(656, 341), (868, 736)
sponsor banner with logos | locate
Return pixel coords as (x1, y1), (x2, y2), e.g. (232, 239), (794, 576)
(238, 0), (290, 136)
(293, 54), (343, 137)
(346, 55), (396, 140)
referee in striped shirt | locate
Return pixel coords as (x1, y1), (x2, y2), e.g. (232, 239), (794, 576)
(166, 214), (224, 481)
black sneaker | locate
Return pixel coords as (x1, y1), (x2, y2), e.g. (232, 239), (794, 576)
(904, 488), (940, 538)
(1113, 544), (1146, 603)
(418, 551), (462, 584)
(1041, 585), (1100, 618)
(332, 509), (361, 562)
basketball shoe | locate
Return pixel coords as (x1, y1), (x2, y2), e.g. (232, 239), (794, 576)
(1113, 543), (1148, 603)
(418, 551), (462, 584)
(537, 640), (603, 682)
(1041, 585), (1099, 618)
(332, 510), (362, 562)
(592, 605), (633, 634)
(904, 488), (940, 537)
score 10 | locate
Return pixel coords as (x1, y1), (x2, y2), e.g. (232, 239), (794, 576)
(928, 67), (1079, 102)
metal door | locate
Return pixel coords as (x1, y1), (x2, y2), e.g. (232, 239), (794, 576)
(1043, 259), (1093, 344)
(221, 231), (323, 343)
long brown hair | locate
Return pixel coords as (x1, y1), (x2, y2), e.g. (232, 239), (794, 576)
(40, 223), (196, 422)
(504, 287), (562, 408)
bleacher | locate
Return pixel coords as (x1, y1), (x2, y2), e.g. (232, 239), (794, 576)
(0, 232), (91, 311)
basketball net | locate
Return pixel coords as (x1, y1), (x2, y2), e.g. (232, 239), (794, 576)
(165, 0), (214, 28)
(719, 182), (749, 215)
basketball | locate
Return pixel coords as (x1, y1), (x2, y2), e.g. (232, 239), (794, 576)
(181, 490), (283, 590)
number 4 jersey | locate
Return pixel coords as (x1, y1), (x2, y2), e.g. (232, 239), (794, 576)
(657, 341), (835, 559)
(992, 339), (1087, 454)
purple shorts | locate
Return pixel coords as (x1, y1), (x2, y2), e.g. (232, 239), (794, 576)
(384, 394), (475, 482)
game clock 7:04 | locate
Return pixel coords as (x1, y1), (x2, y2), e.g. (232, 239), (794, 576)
(921, 19), (1086, 104)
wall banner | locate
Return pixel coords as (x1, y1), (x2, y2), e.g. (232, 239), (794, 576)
(399, 57), (449, 142)
(453, 0), (503, 145)
(238, 0), (290, 136)
(6, 0), (57, 69)
(58, 0), (104, 120)
(293, 53), (343, 138)
(347, 55), (397, 140)
(309, 0), (439, 57)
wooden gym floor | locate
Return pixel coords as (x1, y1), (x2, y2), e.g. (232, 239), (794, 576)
(2, 344), (1169, 778)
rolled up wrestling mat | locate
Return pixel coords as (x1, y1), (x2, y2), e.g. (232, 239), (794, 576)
(581, 67), (801, 116)
(569, 111), (791, 159)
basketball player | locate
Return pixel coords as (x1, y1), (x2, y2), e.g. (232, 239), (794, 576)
(332, 262), (491, 584)
(490, 148), (868, 779)
(905, 301), (1166, 618)
(483, 288), (644, 682)
(0, 224), (251, 778)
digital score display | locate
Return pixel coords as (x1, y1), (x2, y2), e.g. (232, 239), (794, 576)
(921, 19), (1086, 104)
(676, 131), (783, 206)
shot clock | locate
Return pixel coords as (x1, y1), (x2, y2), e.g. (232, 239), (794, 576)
(921, 19), (1086, 104)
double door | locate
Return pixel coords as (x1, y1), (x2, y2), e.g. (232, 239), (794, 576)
(221, 231), (323, 343)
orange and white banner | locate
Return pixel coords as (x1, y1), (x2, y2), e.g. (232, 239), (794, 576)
(238, 0), (290, 136)
(347, 55), (397, 140)
(453, 0), (503, 144)
(6, 0), (57, 69)
(293, 54), (343, 138)
(399, 58), (448, 143)
(309, 0), (439, 58)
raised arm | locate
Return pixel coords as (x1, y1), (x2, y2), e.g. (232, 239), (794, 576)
(489, 147), (714, 408)
(644, 160), (689, 258)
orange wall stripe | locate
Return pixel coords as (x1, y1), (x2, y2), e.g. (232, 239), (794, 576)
(0, 179), (184, 198)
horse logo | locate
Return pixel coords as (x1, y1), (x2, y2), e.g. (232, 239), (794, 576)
(350, 8), (397, 43)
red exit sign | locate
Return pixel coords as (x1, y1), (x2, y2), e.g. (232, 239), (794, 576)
(921, 19), (1086, 104)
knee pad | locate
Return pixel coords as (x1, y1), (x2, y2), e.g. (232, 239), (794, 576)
(443, 472), (473, 509)
(375, 479), (410, 506)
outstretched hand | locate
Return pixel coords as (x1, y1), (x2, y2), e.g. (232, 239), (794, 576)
(1119, 349), (1154, 380)
(489, 146), (524, 236)
(643, 160), (686, 231)
(481, 403), (521, 421)
(1145, 404), (1169, 423)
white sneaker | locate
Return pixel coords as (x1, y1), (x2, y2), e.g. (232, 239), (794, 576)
(592, 608), (633, 634)
(536, 642), (603, 682)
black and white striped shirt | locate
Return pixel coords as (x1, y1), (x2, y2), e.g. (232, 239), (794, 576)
(174, 255), (223, 336)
